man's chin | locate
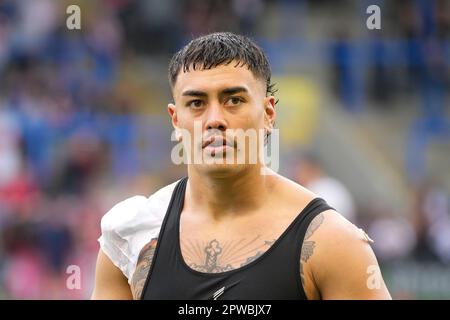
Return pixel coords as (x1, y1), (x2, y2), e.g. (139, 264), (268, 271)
(192, 161), (248, 177)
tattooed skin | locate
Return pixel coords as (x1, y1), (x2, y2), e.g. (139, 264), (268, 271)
(131, 215), (324, 297)
(130, 238), (158, 300)
(300, 213), (324, 287)
(183, 237), (276, 273)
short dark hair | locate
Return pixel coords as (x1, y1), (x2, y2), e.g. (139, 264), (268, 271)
(168, 32), (277, 99)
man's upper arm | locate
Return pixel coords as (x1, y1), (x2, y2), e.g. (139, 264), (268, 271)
(303, 210), (392, 300)
(91, 249), (133, 300)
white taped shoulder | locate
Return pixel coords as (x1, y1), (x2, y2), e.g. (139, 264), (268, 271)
(98, 179), (180, 283)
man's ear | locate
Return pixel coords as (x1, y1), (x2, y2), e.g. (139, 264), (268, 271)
(263, 96), (276, 133)
(168, 103), (181, 141)
(168, 103), (178, 128)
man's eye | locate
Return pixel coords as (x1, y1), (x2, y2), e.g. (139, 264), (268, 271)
(225, 97), (243, 106)
(187, 100), (203, 108)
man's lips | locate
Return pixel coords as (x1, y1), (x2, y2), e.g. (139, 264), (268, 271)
(202, 136), (233, 149)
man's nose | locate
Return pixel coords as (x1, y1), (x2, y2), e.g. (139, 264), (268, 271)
(204, 103), (227, 132)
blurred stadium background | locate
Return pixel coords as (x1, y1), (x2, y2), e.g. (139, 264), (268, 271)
(0, 0), (449, 299)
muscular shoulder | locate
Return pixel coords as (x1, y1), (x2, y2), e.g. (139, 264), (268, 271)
(301, 210), (391, 299)
(311, 210), (372, 248)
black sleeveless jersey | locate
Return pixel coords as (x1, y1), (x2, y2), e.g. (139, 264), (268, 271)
(141, 177), (333, 300)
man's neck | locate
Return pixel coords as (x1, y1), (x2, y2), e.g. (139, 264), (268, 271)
(186, 165), (276, 220)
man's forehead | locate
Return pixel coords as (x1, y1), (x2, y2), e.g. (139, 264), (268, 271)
(173, 63), (263, 93)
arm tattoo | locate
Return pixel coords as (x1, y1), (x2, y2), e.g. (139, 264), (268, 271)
(130, 238), (157, 300)
(300, 213), (324, 287)
(305, 213), (324, 240)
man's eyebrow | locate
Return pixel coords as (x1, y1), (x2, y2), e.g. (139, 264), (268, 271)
(181, 87), (248, 98)
(220, 86), (248, 95)
(182, 90), (207, 97)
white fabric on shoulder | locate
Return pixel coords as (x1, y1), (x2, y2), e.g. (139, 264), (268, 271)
(98, 179), (180, 283)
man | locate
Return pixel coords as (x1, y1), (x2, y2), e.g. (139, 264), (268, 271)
(91, 32), (391, 300)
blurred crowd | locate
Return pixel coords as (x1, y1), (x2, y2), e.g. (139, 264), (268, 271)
(331, 0), (450, 113)
(0, 0), (449, 299)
